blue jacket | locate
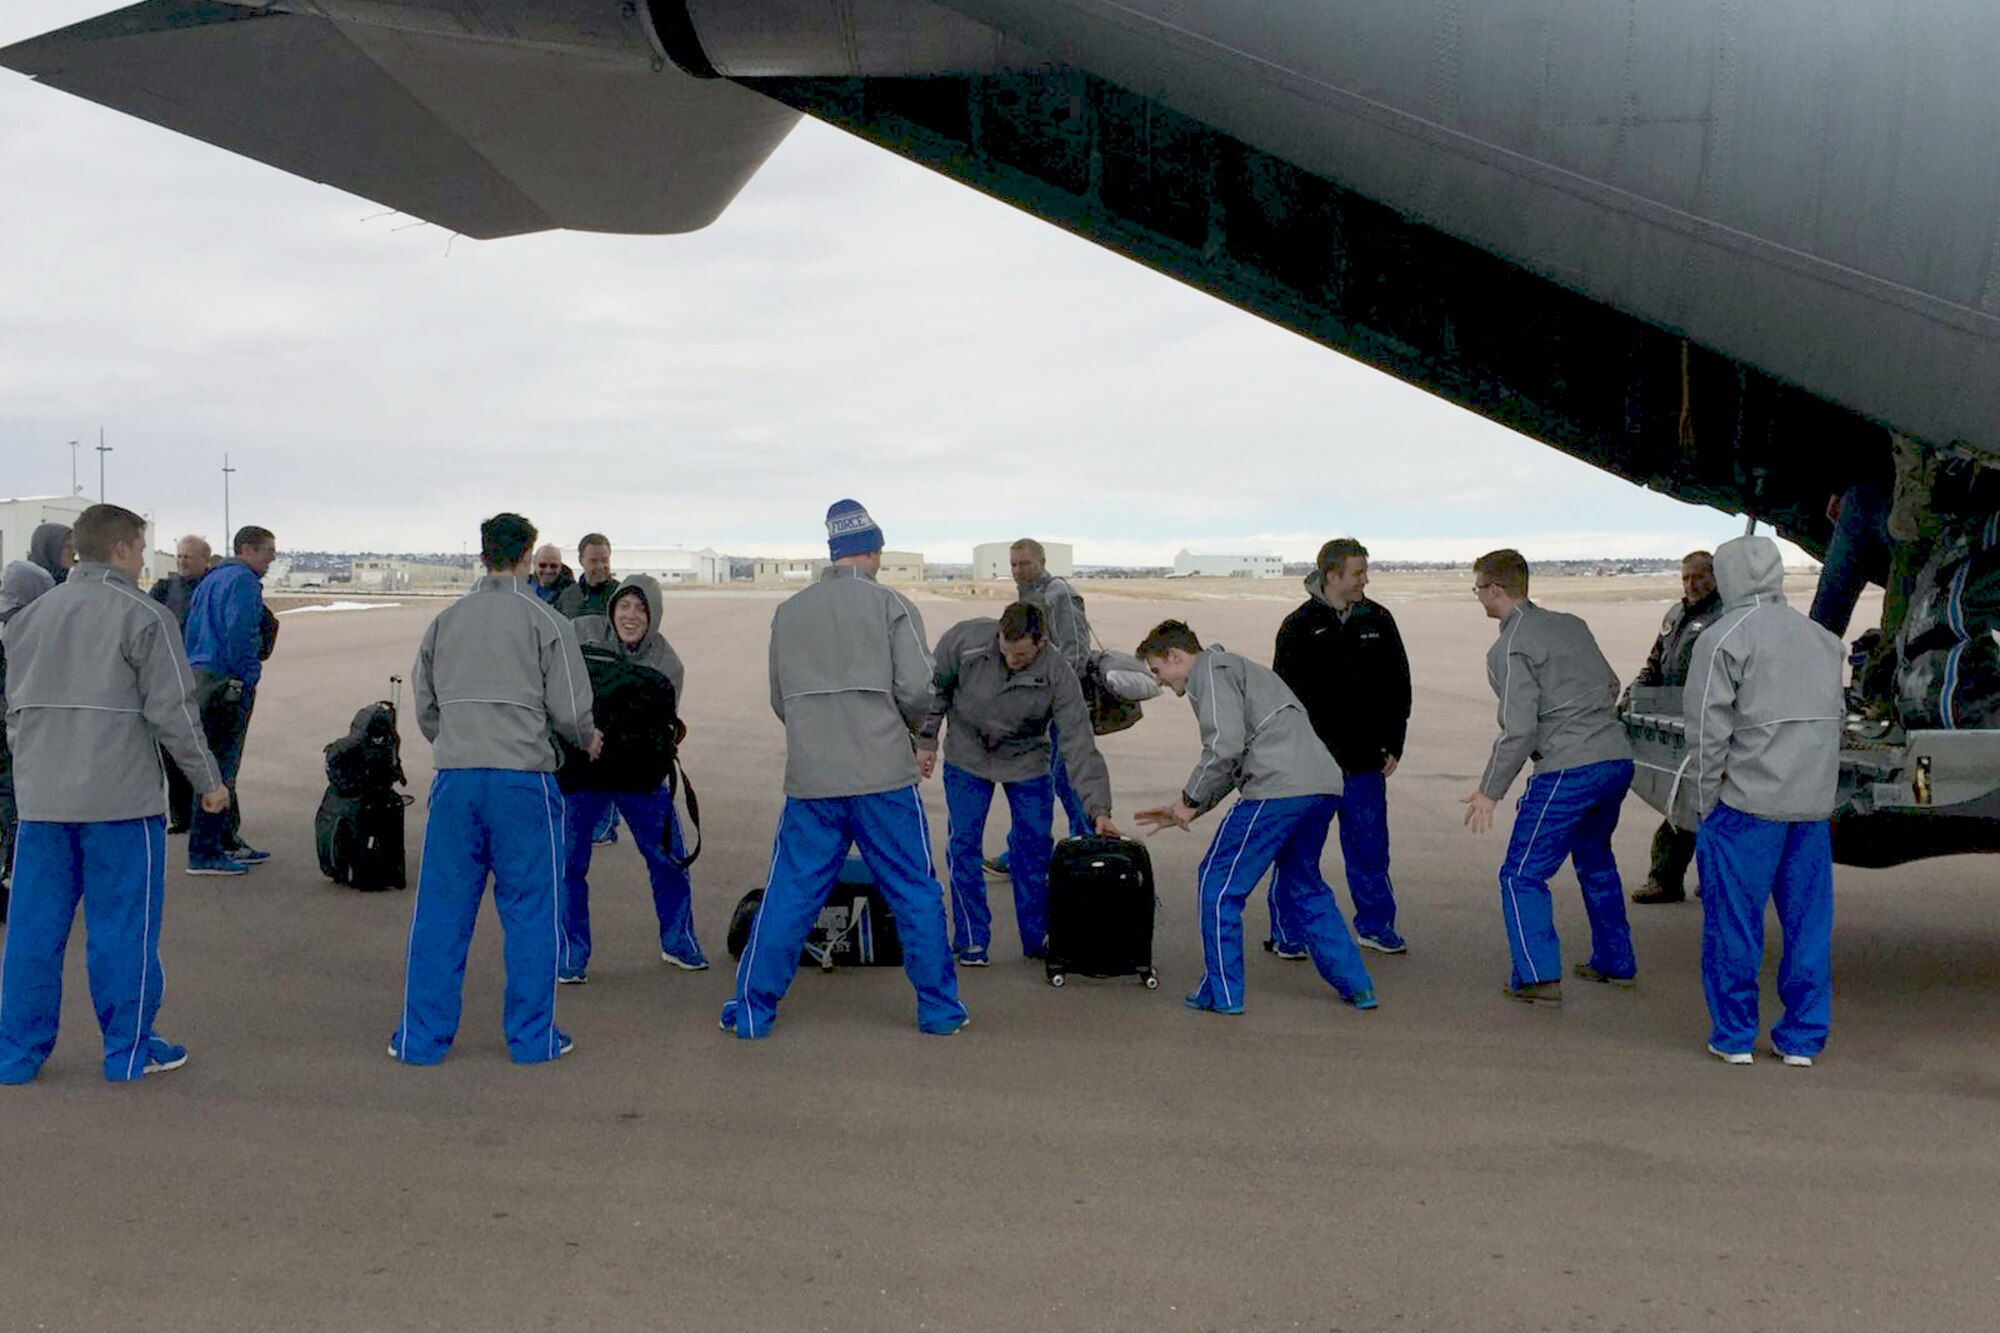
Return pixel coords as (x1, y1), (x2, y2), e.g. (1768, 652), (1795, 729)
(184, 560), (266, 686)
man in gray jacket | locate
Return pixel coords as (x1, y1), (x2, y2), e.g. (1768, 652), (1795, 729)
(1134, 620), (1377, 1016)
(0, 504), (227, 1084)
(1463, 549), (1637, 1005)
(918, 602), (1119, 964)
(1686, 535), (1844, 1066)
(389, 512), (599, 1067)
(723, 500), (967, 1039)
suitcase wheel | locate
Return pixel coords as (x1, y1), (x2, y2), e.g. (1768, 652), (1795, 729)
(1048, 971), (1066, 988)
(1142, 971), (1159, 990)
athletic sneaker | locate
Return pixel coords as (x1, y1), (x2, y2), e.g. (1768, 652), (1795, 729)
(142, 1039), (189, 1077)
(1356, 929), (1408, 955)
(1774, 1047), (1815, 1068)
(592, 827), (620, 847)
(956, 950), (991, 968)
(1629, 878), (1686, 905)
(1261, 938), (1308, 961)
(1708, 1043), (1754, 1066)
(186, 855), (249, 876)
(555, 1033), (575, 1058)
(226, 843), (270, 864)
(1572, 962), (1637, 988)
(1503, 981), (1563, 1005)
(557, 972), (587, 985)
(1342, 989), (1380, 1011)
(981, 856), (1009, 879)
(661, 949), (709, 972)
(1183, 992), (1245, 1016)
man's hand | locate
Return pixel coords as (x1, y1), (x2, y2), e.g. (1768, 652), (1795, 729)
(1134, 800), (1198, 835)
(1382, 754), (1400, 779)
(917, 749), (937, 779)
(199, 786), (231, 814)
(1093, 814), (1123, 838)
(1462, 790), (1497, 834)
(584, 728), (605, 761)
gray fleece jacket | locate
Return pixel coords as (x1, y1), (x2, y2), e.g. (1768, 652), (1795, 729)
(1180, 647), (1342, 813)
(1480, 601), (1631, 799)
(3, 562), (222, 821)
(572, 574), (687, 700)
(1685, 536), (1844, 821)
(918, 617), (1112, 814)
(769, 564), (934, 799)
(413, 574), (595, 772)
(1015, 571), (1092, 679)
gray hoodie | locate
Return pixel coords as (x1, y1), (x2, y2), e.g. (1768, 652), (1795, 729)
(1480, 601), (1631, 800)
(1015, 571), (1092, 679)
(1181, 647), (1342, 813)
(0, 561), (55, 623)
(413, 574), (595, 772)
(28, 523), (71, 582)
(1685, 536), (1844, 821)
(2, 562), (222, 821)
(918, 617), (1112, 814)
(572, 574), (686, 701)
(769, 564), (934, 799)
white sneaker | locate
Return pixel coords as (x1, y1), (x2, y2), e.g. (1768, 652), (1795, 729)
(1708, 1043), (1754, 1066)
(1774, 1048), (1815, 1068)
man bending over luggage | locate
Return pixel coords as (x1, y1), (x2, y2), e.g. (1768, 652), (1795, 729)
(1133, 620), (1377, 1016)
(389, 513), (599, 1066)
(1462, 549), (1637, 1005)
(918, 601), (1121, 965)
(722, 500), (967, 1039)
(558, 574), (708, 983)
(0, 504), (227, 1083)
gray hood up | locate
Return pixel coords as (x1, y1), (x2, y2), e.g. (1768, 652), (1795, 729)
(1684, 536), (1844, 821)
(28, 523), (70, 580)
(574, 573), (686, 700)
(1, 561), (56, 622)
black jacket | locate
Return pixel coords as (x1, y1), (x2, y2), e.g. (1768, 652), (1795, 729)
(148, 570), (206, 628)
(1635, 590), (1724, 688)
(556, 575), (621, 620)
(1272, 580), (1411, 774)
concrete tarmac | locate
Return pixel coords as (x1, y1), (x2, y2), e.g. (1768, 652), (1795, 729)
(3, 585), (1996, 1332)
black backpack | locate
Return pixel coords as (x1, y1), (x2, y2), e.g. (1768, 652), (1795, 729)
(556, 643), (681, 794)
(324, 701), (405, 795)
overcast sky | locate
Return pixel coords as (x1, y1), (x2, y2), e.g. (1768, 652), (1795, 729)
(0, 1), (1771, 567)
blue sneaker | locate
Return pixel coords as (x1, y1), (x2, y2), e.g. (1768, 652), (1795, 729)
(661, 948), (709, 972)
(981, 855), (1009, 879)
(592, 826), (620, 847)
(557, 971), (587, 985)
(142, 1038), (190, 1076)
(1183, 991), (1244, 1016)
(1262, 938), (1308, 961)
(1356, 930), (1408, 955)
(956, 949), (991, 968)
(227, 843), (270, 865)
(1342, 989), (1380, 1011)
(186, 855), (248, 876)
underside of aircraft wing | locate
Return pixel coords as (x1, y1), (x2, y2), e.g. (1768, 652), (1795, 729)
(0, 0), (800, 239)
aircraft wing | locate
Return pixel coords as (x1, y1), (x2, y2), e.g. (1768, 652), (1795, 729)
(0, 1), (800, 239)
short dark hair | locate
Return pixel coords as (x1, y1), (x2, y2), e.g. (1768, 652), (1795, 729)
(1316, 537), (1368, 576)
(1010, 538), (1044, 559)
(481, 513), (538, 569)
(998, 601), (1045, 642)
(578, 533), (611, 559)
(1136, 619), (1202, 660)
(1473, 548), (1530, 598)
(72, 504), (147, 562)
(232, 525), (274, 556)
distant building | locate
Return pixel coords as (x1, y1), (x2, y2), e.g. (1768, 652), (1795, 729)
(752, 557), (829, 583)
(878, 551), (926, 583)
(973, 540), (1074, 580)
(619, 545), (725, 586)
(1173, 549), (1285, 579)
(3, 494), (157, 581)
(350, 558), (469, 591)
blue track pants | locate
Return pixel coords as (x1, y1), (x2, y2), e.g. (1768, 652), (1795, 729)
(1496, 759), (1637, 988)
(943, 763), (1053, 958)
(724, 788), (965, 1039)
(1270, 768), (1400, 947)
(1696, 804), (1834, 1057)
(0, 818), (171, 1083)
(559, 785), (704, 978)
(1187, 795), (1374, 1013)
(390, 770), (569, 1065)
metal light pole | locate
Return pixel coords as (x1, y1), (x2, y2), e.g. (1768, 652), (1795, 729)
(95, 428), (113, 502)
(222, 453), (236, 539)
(69, 440), (80, 495)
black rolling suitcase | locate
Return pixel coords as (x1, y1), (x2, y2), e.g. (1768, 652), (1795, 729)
(726, 855), (904, 971)
(315, 675), (412, 891)
(1045, 835), (1159, 989)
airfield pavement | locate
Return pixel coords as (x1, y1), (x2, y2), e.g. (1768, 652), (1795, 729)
(3, 573), (1998, 1333)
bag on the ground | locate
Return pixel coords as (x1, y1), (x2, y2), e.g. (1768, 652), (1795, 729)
(1044, 835), (1158, 987)
(557, 642), (680, 794)
(725, 855), (903, 969)
(315, 788), (413, 890)
(324, 700), (405, 795)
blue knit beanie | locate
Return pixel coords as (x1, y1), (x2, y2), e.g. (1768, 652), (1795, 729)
(826, 499), (884, 560)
